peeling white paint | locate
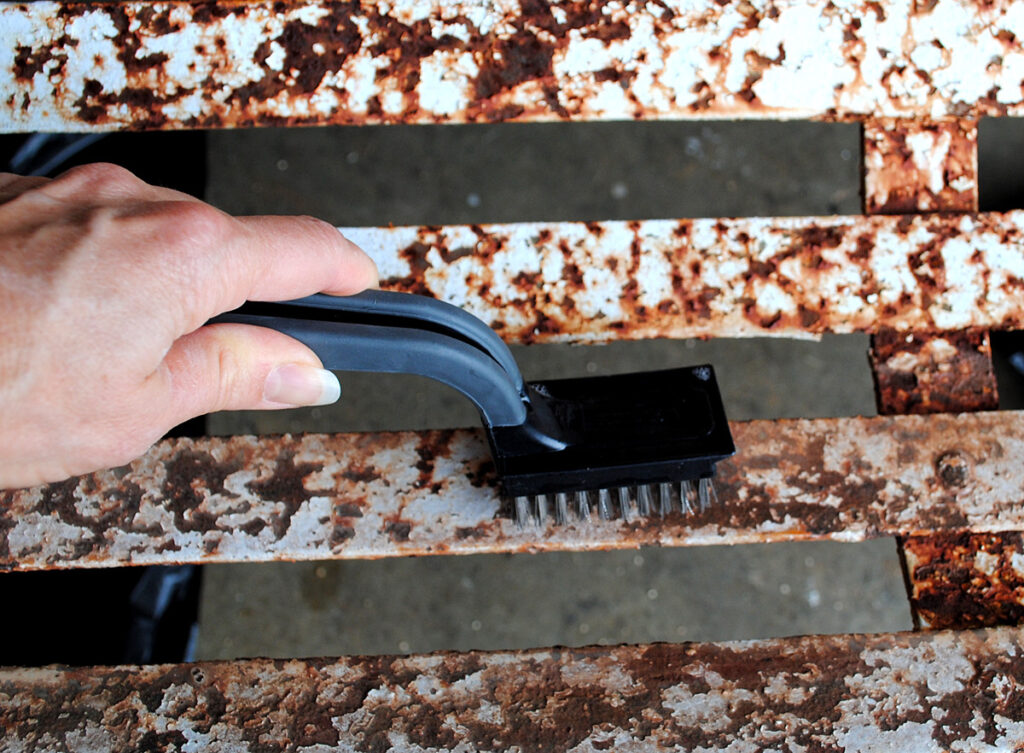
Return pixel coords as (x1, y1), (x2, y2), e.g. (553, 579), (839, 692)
(334, 212), (1024, 344)
(3, 0), (1024, 131)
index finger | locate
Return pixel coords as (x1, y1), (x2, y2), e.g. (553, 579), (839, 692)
(120, 201), (380, 337)
(231, 214), (379, 300)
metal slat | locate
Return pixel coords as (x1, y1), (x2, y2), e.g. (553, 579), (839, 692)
(3, 0), (1024, 132)
(5, 411), (1024, 571)
(869, 328), (998, 415)
(355, 211), (1024, 343)
(863, 118), (980, 215)
(3, 626), (1024, 751)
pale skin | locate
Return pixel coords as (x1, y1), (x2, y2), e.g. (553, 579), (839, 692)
(0, 163), (378, 489)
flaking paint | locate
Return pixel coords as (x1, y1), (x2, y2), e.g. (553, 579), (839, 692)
(5, 411), (1024, 570)
(3, 0), (1024, 131)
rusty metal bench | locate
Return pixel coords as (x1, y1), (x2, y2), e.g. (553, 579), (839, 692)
(3, 0), (1024, 748)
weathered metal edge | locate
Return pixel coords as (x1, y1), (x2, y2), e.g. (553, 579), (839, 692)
(860, 117), (1016, 632)
(4, 410), (1024, 571)
(359, 210), (1024, 343)
(903, 532), (1024, 631)
(2, 626), (1023, 752)
(3, 0), (1024, 132)
(862, 118), (979, 215)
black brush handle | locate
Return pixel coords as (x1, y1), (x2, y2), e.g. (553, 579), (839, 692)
(277, 290), (525, 391)
(211, 291), (529, 427)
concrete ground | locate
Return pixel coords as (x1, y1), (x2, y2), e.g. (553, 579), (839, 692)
(194, 118), (1022, 660)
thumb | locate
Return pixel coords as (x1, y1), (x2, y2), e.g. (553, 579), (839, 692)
(156, 323), (341, 423)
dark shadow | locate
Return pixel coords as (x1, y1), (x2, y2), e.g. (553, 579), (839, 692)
(979, 117), (1024, 212)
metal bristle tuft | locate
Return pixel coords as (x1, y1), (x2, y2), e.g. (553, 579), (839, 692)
(637, 484), (654, 516)
(533, 494), (549, 525)
(514, 496), (530, 528)
(575, 490), (591, 521)
(554, 492), (569, 525)
(598, 488), (614, 520)
(618, 487), (634, 522)
(680, 480), (695, 514)
(659, 482), (673, 516)
(697, 477), (714, 511)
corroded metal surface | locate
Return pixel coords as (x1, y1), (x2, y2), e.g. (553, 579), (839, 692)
(5, 411), (1024, 571)
(353, 211), (1024, 343)
(904, 533), (1024, 630)
(3, 0), (1024, 132)
(870, 328), (998, 414)
(863, 119), (979, 214)
(863, 117), (995, 416)
(3, 627), (1024, 751)
(861, 113), (1011, 633)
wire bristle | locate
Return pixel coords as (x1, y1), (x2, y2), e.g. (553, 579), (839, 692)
(554, 492), (569, 525)
(659, 482), (673, 516)
(510, 477), (719, 526)
(575, 490), (591, 520)
(514, 496), (530, 528)
(533, 494), (549, 525)
(618, 487), (634, 522)
(697, 478), (711, 511)
(637, 485), (653, 516)
(680, 480), (695, 514)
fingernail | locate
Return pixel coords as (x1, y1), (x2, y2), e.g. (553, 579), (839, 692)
(264, 364), (341, 407)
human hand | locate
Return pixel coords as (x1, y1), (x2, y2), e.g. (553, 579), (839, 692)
(0, 163), (378, 489)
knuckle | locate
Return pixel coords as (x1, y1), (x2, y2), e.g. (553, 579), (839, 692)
(160, 201), (234, 249)
(147, 202), (237, 304)
(298, 214), (343, 246)
(55, 162), (139, 193)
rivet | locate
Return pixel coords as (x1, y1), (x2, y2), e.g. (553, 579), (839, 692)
(935, 450), (971, 488)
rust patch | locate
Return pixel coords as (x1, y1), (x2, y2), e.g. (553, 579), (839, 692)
(164, 447), (241, 534)
(474, 26), (555, 101)
(870, 328), (999, 414)
(383, 518), (412, 542)
(904, 533), (1024, 629)
(245, 450), (323, 538)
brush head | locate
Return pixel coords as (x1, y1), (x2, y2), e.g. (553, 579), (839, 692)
(487, 365), (734, 516)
